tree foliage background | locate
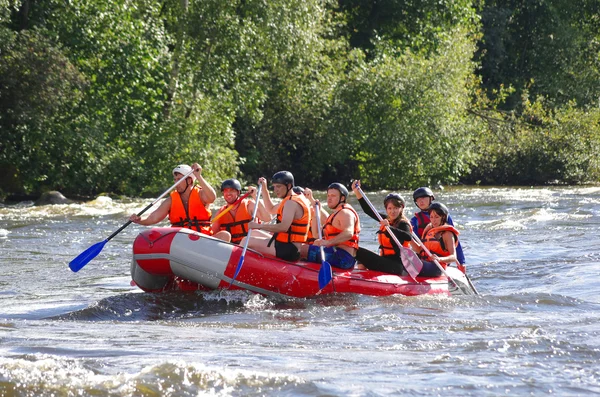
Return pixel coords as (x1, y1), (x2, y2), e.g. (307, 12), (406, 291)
(1, 0), (599, 198)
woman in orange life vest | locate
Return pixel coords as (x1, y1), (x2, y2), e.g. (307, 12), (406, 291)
(211, 178), (271, 243)
(410, 202), (460, 277)
(242, 171), (312, 262)
(411, 186), (466, 271)
(129, 163), (217, 236)
(350, 180), (413, 275)
(302, 183), (361, 269)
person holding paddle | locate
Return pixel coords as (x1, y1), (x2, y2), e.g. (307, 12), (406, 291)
(410, 202), (460, 277)
(129, 163), (217, 236)
(211, 179), (271, 243)
(411, 187), (466, 272)
(351, 180), (413, 275)
(303, 183), (361, 270)
(241, 171), (312, 261)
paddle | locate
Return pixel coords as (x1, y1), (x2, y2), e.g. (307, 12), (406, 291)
(68, 168), (195, 272)
(356, 187), (423, 281)
(408, 230), (471, 293)
(462, 269), (479, 295)
(229, 183), (262, 286)
(211, 192), (251, 223)
(314, 201), (333, 289)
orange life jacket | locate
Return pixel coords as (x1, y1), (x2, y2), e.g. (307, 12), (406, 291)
(216, 198), (254, 244)
(323, 204), (361, 249)
(169, 186), (212, 235)
(420, 224), (459, 266)
(273, 194), (311, 243)
(378, 222), (411, 256)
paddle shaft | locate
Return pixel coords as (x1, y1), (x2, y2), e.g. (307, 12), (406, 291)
(315, 201), (326, 262)
(357, 187), (421, 281)
(314, 200), (334, 290)
(110, 168), (196, 242)
(229, 184), (262, 285)
(357, 187), (409, 256)
(69, 167), (196, 272)
(211, 192), (251, 224)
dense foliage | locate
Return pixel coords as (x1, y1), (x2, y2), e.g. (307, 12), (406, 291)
(1, 0), (599, 198)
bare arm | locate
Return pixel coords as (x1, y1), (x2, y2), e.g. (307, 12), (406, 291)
(256, 177), (278, 214)
(435, 232), (457, 264)
(303, 188), (321, 235)
(247, 185), (272, 222)
(192, 163), (216, 205)
(130, 198), (171, 226)
(249, 199), (299, 233)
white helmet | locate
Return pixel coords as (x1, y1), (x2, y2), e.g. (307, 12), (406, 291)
(173, 164), (194, 179)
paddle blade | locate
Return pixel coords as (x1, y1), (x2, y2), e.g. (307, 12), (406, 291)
(69, 239), (108, 272)
(400, 248), (423, 280)
(318, 261), (333, 289)
(229, 254), (246, 287)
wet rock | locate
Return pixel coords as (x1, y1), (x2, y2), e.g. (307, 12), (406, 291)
(35, 191), (73, 206)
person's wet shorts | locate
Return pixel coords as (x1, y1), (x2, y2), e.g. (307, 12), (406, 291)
(274, 240), (301, 261)
(307, 245), (356, 269)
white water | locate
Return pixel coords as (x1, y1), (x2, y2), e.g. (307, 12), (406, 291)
(1, 186), (600, 396)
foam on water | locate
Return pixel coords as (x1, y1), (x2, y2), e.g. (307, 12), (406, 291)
(0, 356), (315, 397)
(2, 186), (600, 396)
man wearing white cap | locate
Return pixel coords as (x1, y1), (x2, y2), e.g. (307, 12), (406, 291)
(129, 163), (217, 235)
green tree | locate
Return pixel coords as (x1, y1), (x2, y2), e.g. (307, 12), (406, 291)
(466, 93), (600, 185)
(329, 29), (479, 188)
(478, 0), (600, 108)
(0, 27), (86, 194)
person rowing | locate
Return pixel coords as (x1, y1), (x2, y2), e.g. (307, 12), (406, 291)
(351, 180), (412, 275)
(129, 163), (216, 235)
(411, 187), (466, 272)
(240, 171), (312, 261)
(303, 183), (361, 270)
(410, 202), (460, 276)
(211, 179), (272, 243)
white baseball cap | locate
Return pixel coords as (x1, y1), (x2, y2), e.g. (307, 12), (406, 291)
(172, 164), (195, 179)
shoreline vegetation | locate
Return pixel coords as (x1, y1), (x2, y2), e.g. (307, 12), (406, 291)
(1, 1), (599, 200)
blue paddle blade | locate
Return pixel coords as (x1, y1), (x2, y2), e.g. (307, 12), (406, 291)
(69, 239), (108, 272)
(229, 254), (245, 287)
(400, 248), (423, 280)
(318, 261), (333, 289)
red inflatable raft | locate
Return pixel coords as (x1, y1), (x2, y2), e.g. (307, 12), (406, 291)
(130, 227), (474, 297)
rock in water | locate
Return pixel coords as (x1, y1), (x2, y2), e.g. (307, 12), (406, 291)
(35, 191), (73, 206)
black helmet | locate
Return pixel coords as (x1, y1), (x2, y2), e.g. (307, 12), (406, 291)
(327, 182), (348, 199)
(272, 171), (294, 186)
(413, 187), (435, 202)
(384, 193), (405, 207)
(428, 202), (449, 217)
(292, 186), (305, 194)
(221, 178), (242, 192)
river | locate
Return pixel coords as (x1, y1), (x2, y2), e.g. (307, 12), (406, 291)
(1, 186), (599, 396)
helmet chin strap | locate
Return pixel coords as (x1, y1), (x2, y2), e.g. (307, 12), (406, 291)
(333, 197), (346, 209)
(184, 177), (194, 192)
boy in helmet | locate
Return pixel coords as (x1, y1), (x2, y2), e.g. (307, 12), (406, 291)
(242, 171), (312, 261)
(129, 163), (216, 235)
(411, 187), (466, 272)
(303, 183), (361, 269)
(211, 179), (271, 243)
